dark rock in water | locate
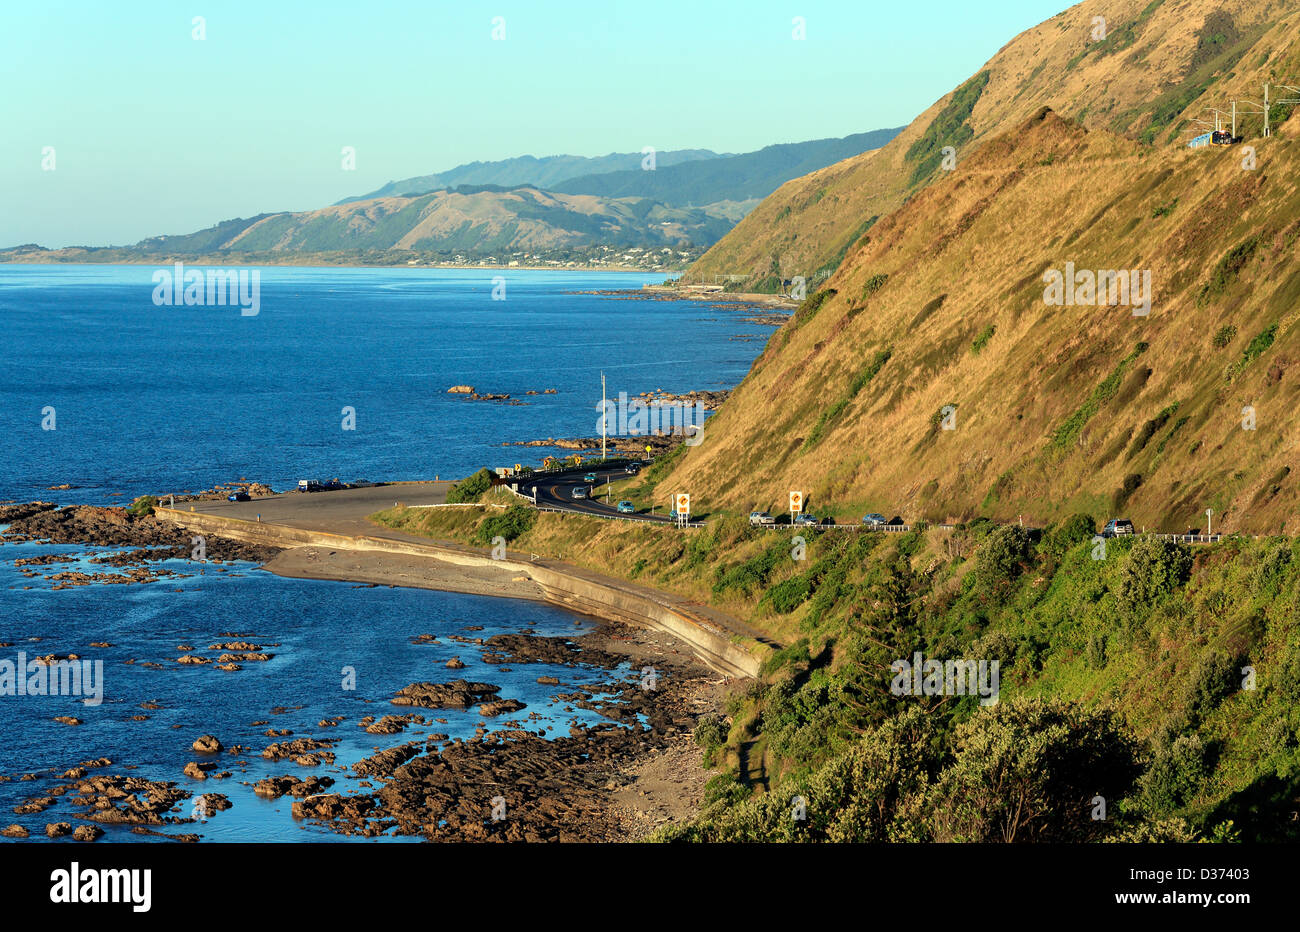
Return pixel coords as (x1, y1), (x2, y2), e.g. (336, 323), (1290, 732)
(191, 735), (223, 754)
(353, 743), (422, 777)
(72, 824), (104, 842)
(1, 824), (29, 838)
(253, 775), (334, 799)
(479, 699), (526, 717)
(45, 822), (73, 838)
(262, 737), (338, 763)
(291, 793), (375, 823)
(0, 503), (280, 564)
(63, 774), (191, 826)
(390, 679), (501, 709)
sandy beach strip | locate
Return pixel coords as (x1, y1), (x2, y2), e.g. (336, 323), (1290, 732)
(261, 545), (549, 602)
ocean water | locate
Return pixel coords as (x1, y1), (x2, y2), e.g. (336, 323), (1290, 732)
(0, 265), (775, 842)
(0, 264), (773, 504)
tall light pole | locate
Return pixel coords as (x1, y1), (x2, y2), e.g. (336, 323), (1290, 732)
(1206, 508), (1213, 537)
(601, 370), (608, 462)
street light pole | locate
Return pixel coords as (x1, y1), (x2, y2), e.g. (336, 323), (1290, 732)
(601, 370), (607, 462)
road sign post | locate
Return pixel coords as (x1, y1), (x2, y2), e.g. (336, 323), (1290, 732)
(675, 493), (690, 527)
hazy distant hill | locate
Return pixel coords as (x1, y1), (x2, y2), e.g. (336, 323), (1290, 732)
(337, 149), (725, 204)
(123, 186), (736, 258)
(552, 129), (904, 205)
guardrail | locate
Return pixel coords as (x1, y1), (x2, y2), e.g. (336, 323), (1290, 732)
(753, 522), (913, 533)
(534, 504), (705, 528)
(1148, 532), (1222, 544)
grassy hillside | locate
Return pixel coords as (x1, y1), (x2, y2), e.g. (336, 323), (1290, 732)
(129, 186), (735, 258)
(369, 490), (1300, 842)
(656, 106), (1300, 536)
(551, 128), (904, 206)
(685, 0), (1300, 289)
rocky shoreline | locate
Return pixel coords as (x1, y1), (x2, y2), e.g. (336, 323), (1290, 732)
(2, 497), (727, 842)
(0, 501), (280, 589)
(2, 623), (724, 843)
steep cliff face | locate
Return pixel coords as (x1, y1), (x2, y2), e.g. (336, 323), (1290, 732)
(661, 102), (1300, 533)
(684, 0), (1299, 290)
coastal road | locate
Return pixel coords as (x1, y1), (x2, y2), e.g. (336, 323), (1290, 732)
(521, 465), (681, 524)
(180, 481), (451, 538)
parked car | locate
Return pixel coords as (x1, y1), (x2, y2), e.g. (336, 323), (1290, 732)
(571, 486), (590, 500)
(297, 479), (322, 493)
(1102, 518), (1134, 538)
(616, 500), (635, 514)
(227, 491), (250, 502)
(749, 511), (775, 527)
(583, 472), (598, 483)
(322, 479), (344, 491)
(351, 479), (375, 488)
(862, 513), (887, 527)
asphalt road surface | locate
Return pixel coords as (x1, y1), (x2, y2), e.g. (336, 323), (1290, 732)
(523, 465), (679, 524)
(181, 481), (451, 536)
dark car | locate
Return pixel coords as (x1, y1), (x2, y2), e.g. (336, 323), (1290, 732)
(624, 464), (640, 475)
(1102, 518), (1134, 538)
(227, 491), (251, 502)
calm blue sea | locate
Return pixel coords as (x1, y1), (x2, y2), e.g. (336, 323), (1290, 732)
(0, 265), (774, 842)
(0, 264), (771, 504)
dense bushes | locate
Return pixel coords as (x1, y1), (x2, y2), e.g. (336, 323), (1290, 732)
(665, 519), (1298, 843)
(446, 467), (494, 503)
(127, 495), (157, 517)
(974, 524), (1033, 592)
(473, 504), (536, 545)
(1117, 536), (1192, 612)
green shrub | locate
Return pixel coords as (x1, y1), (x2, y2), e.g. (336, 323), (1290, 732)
(1212, 324), (1237, 348)
(766, 574), (814, 614)
(1197, 236), (1260, 307)
(127, 495), (157, 517)
(975, 525), (1033, 593)
(446, 467), (494, 503)
(1140, 734), (1208, 816)
(970, 324), (996, 354)
(473, 504), (536, 545)
(1117, 537), (1192, 612)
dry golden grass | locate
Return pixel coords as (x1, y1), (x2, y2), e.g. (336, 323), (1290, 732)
(687, 0), (1300, 285)
(664, 108), (1300, 534)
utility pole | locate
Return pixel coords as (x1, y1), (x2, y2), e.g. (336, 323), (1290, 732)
(1264, 84), (1270, 138)
(601, 370), (607, 462)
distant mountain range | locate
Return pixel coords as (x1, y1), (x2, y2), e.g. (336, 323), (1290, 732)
(2, 129), (902, 266)
(336, 149), (726, 204)
(551, 129), (904, 205)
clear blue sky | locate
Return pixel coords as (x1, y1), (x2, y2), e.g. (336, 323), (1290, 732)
(1, 0), (1071, 247)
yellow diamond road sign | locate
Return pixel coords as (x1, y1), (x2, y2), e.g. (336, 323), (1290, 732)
(675, 493), (690, 514)
(789, 491), (803, 513)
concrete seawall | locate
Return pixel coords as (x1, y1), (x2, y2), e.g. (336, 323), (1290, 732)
(157, 506), (762, 678)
